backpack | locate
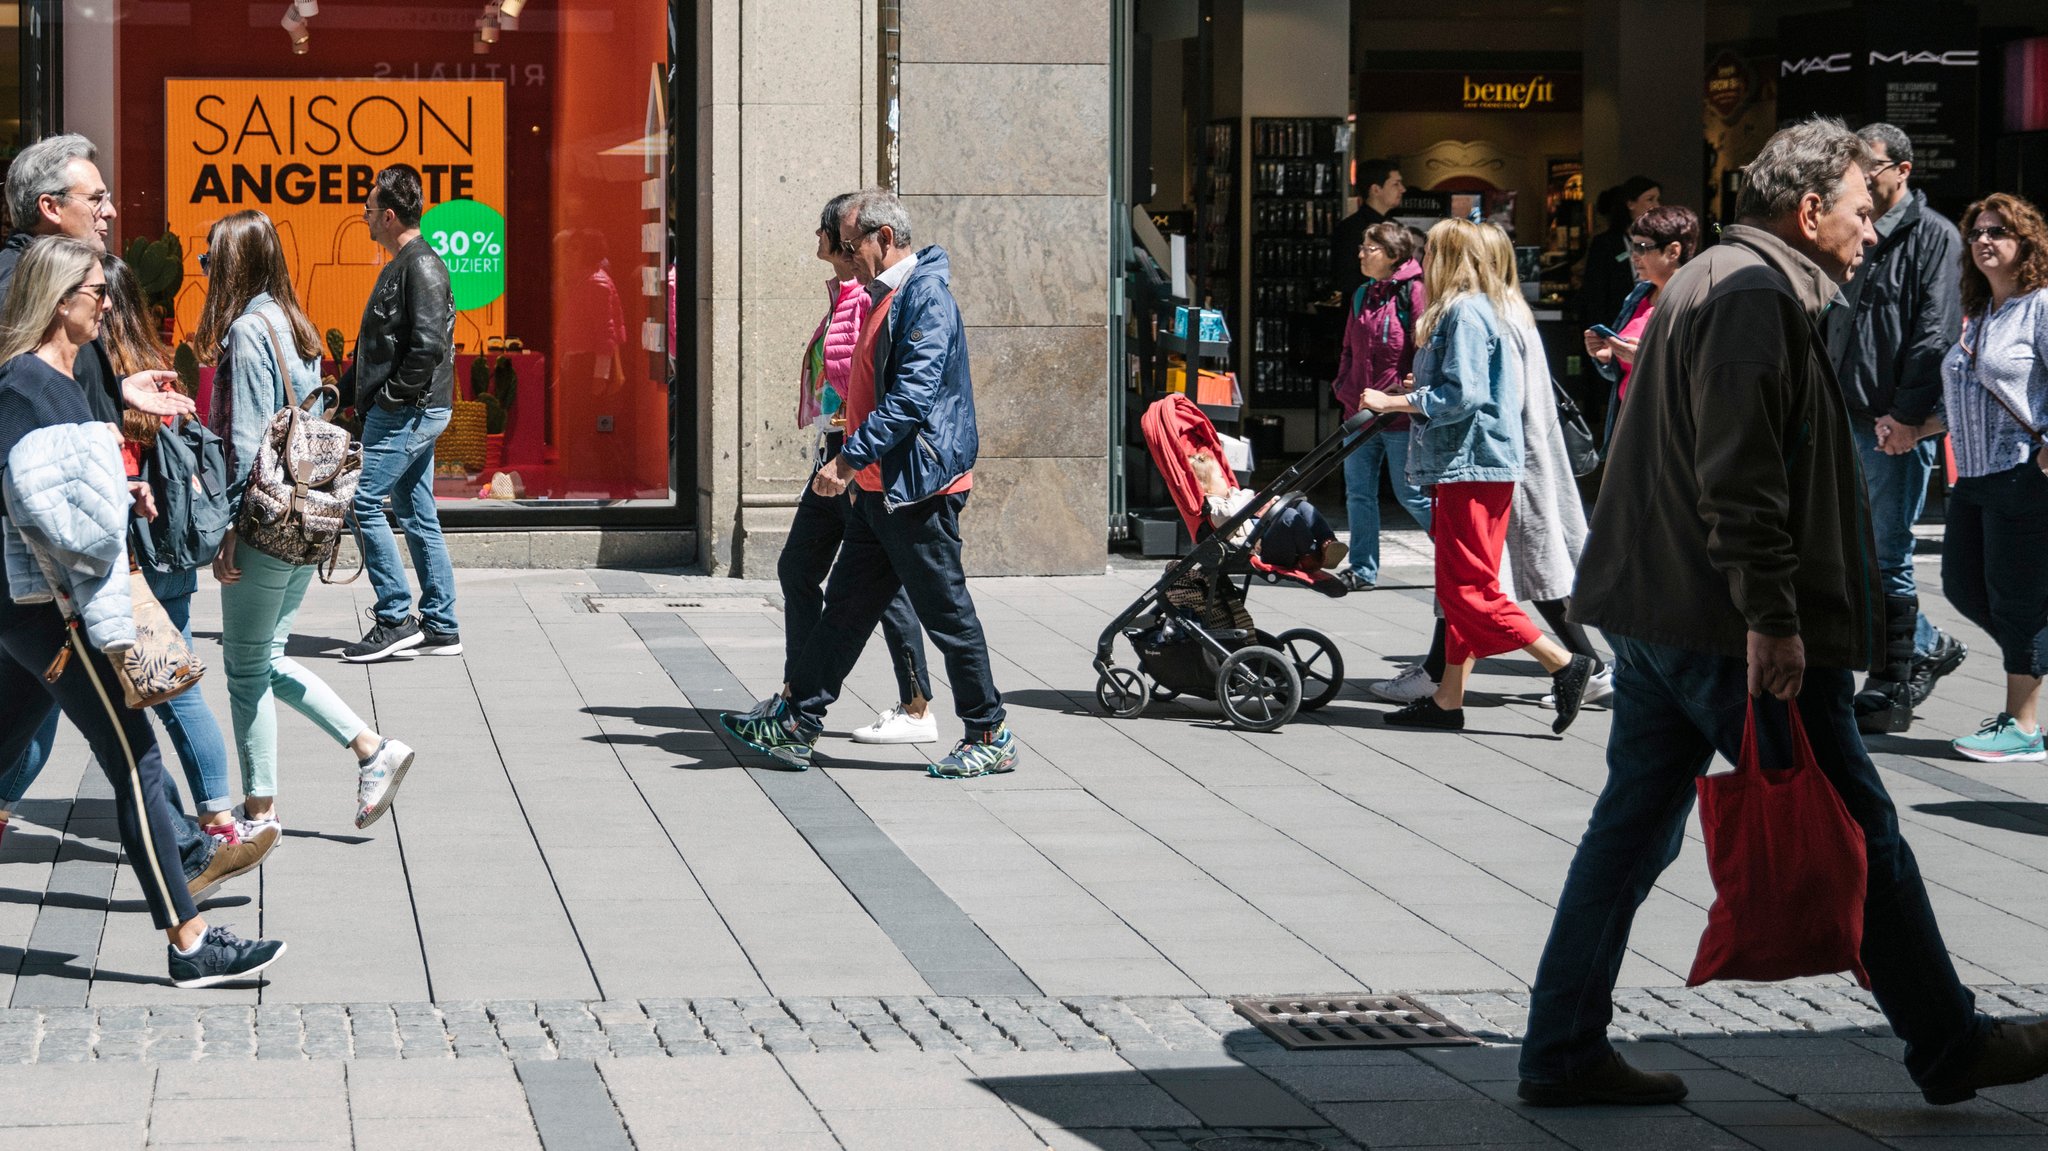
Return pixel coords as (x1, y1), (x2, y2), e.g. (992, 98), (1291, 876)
(132, 414), (231, 574)
(1352, 278), (1417, 343)
(232, 314), (365, 581)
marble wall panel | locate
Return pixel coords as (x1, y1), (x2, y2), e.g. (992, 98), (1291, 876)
(899, 0), (1109, 65)
(739, 295), (831, 490)
(739, 103), (865, 302)
(958, 456), (1109, 576)
(898, 63), (1109, 197)
(741, 0), (861, 106)
(966, 326), (1107, 460)
(901, 195), (1109, 328)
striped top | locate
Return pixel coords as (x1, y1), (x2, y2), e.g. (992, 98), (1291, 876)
(1942, 288), (2048, 478)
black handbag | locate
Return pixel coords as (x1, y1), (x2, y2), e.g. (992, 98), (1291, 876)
(1553, 379), (1602, 476)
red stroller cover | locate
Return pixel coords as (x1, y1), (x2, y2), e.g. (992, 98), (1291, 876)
(1140, 394), (1342, 593)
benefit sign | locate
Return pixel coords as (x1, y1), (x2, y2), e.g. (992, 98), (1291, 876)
(164, 79), (508, 350)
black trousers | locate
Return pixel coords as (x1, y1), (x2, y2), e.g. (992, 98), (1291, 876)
(779, 472), (932, 706)
(789, 489), (1005, 736)
(0, 599), (198, 930)
(1944, 462), (2048, 677)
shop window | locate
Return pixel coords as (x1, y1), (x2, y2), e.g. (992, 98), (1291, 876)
(87, 0), (672, 510)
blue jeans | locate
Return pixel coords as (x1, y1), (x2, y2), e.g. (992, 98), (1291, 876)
(355, 404), (459, 634)
(1851, 420), (1937, 657)
(779, 473), (931, 706)
(1341, 427), (1430, 584)
(789, 490), (1005, 737)
(144, 569), (234, 815)
(1520, 635), (1984, 1088)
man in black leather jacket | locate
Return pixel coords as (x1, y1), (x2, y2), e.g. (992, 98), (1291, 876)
(337, 165), (462, 663)
(1824, 122), (1968, 734)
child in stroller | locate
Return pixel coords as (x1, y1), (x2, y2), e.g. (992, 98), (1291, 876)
(1187, 448), (1346, 572)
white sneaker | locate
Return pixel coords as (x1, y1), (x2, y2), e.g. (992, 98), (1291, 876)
(1371, 665), (1437, 704)
(850, 705), (940, 745)
(231, 804), (282, 840)
(354, 739), (416, 830)
(1542, 667), (1614, 710)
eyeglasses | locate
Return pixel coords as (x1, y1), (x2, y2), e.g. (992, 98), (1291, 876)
(835, 226), (880, 256)
(1359, 242), (1384, 255)
(70, 282), (109, 302)
(197, 252), (210, 275)
(1864, 160), (1900, 178)
(58, 190), (112, 212)
(1626, 239), (1666, 255)
(1966, 225), (2013, 243)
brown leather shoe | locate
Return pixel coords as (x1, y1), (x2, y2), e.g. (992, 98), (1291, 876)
(1924, 1019), (2048, 1105)
(1519, 1050), (1689, 1107)
(188, 824), (280, 901)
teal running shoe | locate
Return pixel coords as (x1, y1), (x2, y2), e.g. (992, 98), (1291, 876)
(718, 700), (819, 769)
(1954, 714), (2047, 764)
(929, 725), (1020, 779)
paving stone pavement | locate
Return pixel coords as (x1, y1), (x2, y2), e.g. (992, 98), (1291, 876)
(7, 527), (2048, 1146)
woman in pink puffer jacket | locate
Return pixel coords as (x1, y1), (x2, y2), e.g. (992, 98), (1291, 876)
(756, 194), (937, 747)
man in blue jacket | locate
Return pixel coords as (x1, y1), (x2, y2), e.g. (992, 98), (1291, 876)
(719, 189), (1019, 779)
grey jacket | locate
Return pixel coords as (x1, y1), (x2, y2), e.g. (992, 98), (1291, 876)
(1825, 188), (1963, 425)
(1501, 312), (1586, 602)
(338, 237), (455, 411)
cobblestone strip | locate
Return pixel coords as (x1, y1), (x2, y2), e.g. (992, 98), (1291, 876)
(8, 988), (2044, 1061)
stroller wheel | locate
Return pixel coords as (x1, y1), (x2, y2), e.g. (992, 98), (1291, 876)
(1096, 667), (1149, 719)
(1215, 646), (1301, 732)
(1274, 628), (1345, 712)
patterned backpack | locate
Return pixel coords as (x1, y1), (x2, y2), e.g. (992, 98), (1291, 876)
(233, 313), (364, 580)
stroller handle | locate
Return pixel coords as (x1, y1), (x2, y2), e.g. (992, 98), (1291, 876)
(1341, 408), (1380, 436)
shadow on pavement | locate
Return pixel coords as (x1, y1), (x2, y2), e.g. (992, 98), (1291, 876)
(1913, 800), (2048, 837)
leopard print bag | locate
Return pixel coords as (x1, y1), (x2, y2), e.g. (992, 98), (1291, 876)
(233, 314), (365, 581)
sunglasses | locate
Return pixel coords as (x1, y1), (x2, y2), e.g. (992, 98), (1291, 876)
(1966, 225), (2012, 243)
(835, 226), (880, 256)
(71, 282), (109, 302)
(1626, 239), (1667, 255)
(197, 252), (211, 275)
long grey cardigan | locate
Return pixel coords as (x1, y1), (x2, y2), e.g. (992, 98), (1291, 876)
(1499, 311), (1587, 603)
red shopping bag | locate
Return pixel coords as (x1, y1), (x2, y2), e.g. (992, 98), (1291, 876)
(1686, 698), (1872, 988)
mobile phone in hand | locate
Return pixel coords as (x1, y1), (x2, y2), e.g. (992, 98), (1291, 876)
(1588, 323), (1621, 340)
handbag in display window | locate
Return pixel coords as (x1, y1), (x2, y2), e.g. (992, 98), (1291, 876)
(114, 564), (205, 709)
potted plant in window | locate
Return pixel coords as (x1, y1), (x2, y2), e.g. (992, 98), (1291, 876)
(123, 232), (185, 341)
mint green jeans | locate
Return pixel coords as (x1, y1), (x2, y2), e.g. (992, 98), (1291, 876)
(219, 546), (367, 798)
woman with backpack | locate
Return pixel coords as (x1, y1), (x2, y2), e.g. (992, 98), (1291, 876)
(1331, 221), (1431, 592)
(199, 210), (414, 833)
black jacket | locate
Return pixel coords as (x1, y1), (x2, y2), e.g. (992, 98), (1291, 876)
(1825, 188), (1962, 424)
(339, 236), (455, 411)
(1573, 225), (1879, 672)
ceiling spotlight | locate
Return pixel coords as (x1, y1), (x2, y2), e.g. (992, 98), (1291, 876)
(282, 4), (310, 52)
(498, 0), (524, 17)
(479, 15), (499, 43)
(473, 32), (490, 54)
(293, 0), (317, 14)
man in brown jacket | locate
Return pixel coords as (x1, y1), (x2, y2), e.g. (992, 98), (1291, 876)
(1516, 118), (2048, 1107)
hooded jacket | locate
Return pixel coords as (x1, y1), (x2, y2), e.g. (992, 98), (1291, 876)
(1825, 188), (1963, 424)
(5, 422), (137, 651)
(1333, 259), (1426, 431)
(839, 246), (979, 509)
(1572, 224), (1878, 671)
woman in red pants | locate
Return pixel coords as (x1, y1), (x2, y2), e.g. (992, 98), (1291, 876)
(1356, 219), (1596, 733)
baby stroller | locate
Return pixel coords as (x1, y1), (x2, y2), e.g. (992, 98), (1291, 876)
(1093, 396), (1385, 732)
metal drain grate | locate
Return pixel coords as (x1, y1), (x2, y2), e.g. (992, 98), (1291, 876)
(578, 594), (780, 614)
(1229, 994), (1480, 1049)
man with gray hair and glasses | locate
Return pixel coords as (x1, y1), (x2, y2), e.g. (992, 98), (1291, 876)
(1515, 117), (2048, 1108)
(1825, 121), (1968, 734)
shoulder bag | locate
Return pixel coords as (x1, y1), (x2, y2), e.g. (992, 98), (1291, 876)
(233, 313), (366, 581)
(114, 559), (204, 708)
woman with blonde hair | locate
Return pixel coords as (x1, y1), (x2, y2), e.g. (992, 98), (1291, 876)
(1356, 218), (1595, 732)
(0, 235), (284, 986)
(198, 210), (415, 832)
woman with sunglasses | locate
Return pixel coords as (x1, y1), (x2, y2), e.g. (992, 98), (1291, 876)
(198, 210), (415, 832)
(1912, 194), (2048, 763)
(0, 235), (285, 986)
(1583, 205), (1699, 424)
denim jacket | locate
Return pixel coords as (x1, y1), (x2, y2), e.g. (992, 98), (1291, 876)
(1406, 294), (1523, 486)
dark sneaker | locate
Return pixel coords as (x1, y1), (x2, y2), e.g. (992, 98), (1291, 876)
(718, 700), (818, 770)
(1384, 696), (1464, 731)
(1334, 568), (1375, 592)
(188, 824), (281, 901)
(168, 925), (287, 989)
(1854, 679), (1914, 735)
(1519, 1051), (1689, 1107)
(416, 628), (463, 656)
(1924, 1018), (2048, 1105)
(1549, 654), (1595, 735)
(342, 614), (422, 663)
(930, 725), (1020, 779)
(1908, 631), (1968, 707)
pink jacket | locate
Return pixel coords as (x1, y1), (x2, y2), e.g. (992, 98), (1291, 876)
(799, 278), (870, 428)
(1333, 259), (1427, 430)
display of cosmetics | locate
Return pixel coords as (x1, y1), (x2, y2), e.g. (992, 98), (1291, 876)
(1254, 119), (1329, 158)
(1251, 316), (1294, 355)
(1250, 357), (1318, 402)
(1203, 123), (1235, 166)
(1252, 199), (1338, 236)
(1252, 161), (1336, 197)
(1252, 280), (1318, 314)
(1252, 237), (1330, 278)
